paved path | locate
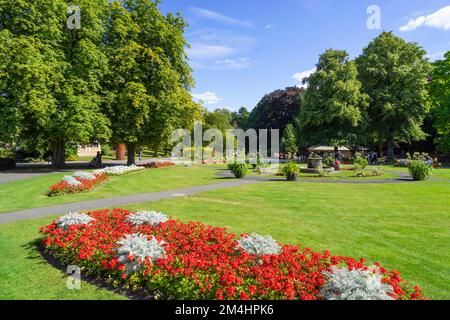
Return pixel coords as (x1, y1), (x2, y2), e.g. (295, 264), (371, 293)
(0, 158), (174, 184)
(0, 179), (260, 224)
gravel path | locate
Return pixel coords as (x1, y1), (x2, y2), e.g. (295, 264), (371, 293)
(0, 179), (260, 224)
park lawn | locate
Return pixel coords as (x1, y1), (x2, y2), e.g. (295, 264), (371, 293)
(0, 165), (224, 214)
(0, 215), (125, 300)
(121, 180), (450, 300)
(249, 168), (400, 180)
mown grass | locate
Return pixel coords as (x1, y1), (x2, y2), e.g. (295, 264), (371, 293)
(122, 180), (450, 299)
(0, 165), (223, 213)
(1, 166), (449, 300)
(0, 216), (125, 300)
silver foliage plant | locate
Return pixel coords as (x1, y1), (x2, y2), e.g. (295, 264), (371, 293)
(236, 233), (282, 256)
(62, 175), (82, 186)
(56, 212), (95, 230)
(116, 233), (166, 273)
(73, 171), (96, 181)
(125, 211), (169, 226)
(320, 266), (394, 300)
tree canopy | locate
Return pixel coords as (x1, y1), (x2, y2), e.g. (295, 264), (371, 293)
(247, 87), (304, 136)
(0, 0), (111, 166)
(297, 49), (369, 148)
(356, 32), (432, 159)
(429, 51), (450, 153)
(0, 0), (201, 166)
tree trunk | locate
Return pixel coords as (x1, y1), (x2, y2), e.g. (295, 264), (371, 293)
(377, 141), (383, 157)
(52, 138), (66, 168)
(115, 144), (126, 160)
(127, 143), (136, 166)
(387, 138), (395, 162)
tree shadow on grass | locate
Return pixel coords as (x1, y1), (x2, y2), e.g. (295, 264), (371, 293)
(22, 239), (156, 300)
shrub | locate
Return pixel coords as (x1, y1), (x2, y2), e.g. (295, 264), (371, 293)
(55, 212), (95, 230)
(353, 156), (368, 171)
(322, 153), (335, 167)
(126, 211), (169, 227)
(236, 233), (282, 256)
(280, 161), (300, 180)
(228, 162), (248, 179)
(320, 267), (394, 300)
(39, 208), (426, 300)
(408, 161), (433, 181)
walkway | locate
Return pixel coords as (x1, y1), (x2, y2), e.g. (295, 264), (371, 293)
(0, 179), (260, 224)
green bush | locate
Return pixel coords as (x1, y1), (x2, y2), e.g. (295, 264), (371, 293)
(322, 153), (335, 167)
(408, 161), (433, 181)
(101, 144), (114, 156)
(353, 156), (368, 171)
(281, 161), (300, 181)
(228, 162), (248, 179)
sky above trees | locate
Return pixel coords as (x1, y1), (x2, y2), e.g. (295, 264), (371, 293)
(159, 0), (450, 111)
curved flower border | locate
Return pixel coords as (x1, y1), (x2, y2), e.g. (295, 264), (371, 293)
(39, 208), (425, 300)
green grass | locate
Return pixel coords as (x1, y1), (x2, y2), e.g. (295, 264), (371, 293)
(1, 165), (449, 299)
(250, 167), (399, 180)
(0, 216), (125, 300)
(0, 165), (223, 213)
(121, 180), (450, 300)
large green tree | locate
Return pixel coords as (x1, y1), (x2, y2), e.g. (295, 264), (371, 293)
(104, 0), (201, 165)
(247, 87), (304, 136)
(298, 49), (369, 148)
(429, 51), (450, 153)
(0, 0), (111, 167)
(356, 32), (432, 160)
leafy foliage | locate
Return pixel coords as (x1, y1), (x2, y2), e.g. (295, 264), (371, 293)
(228, 162), (248, 179)
(125, 211), (169, 227)
(298, 50), (369, 147)
(116, 233), (166, 273)
(356, 32), (432, 159)
(248, 87), (304, 135)
(281, 124), (299, 156)
(55, 212), (95, 230)
(408, 161), (433, 181)
(236, 233), (282, 256)
(429, 51), (450, 153)
(280, 161), (300, 178)
(321, 267), (394, 300)
(353, 156), (369, 171)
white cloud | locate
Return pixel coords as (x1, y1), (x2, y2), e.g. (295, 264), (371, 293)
(264, 24), (275, 30)
(400, 6), (450, 32)
(292, 68), (316, 88)
(426, 51), (445, 61)
(187, 43), (235, 59)
(192, 92), (223, 105)
(214, 57), (251, 69)
(190, 7), (252, 27)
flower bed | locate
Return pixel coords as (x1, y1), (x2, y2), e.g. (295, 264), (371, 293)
(48, 172), (108, 197)
(39, 209), (425, 300)
(93, 165), (146, 176)
(139, 161), (176, 169)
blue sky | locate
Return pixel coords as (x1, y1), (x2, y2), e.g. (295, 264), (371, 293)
(158, 0), (450, 112)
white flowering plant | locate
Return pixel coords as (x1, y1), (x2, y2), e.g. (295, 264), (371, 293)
(73, 171), (97, 181)
(94, 165), (145, 176)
